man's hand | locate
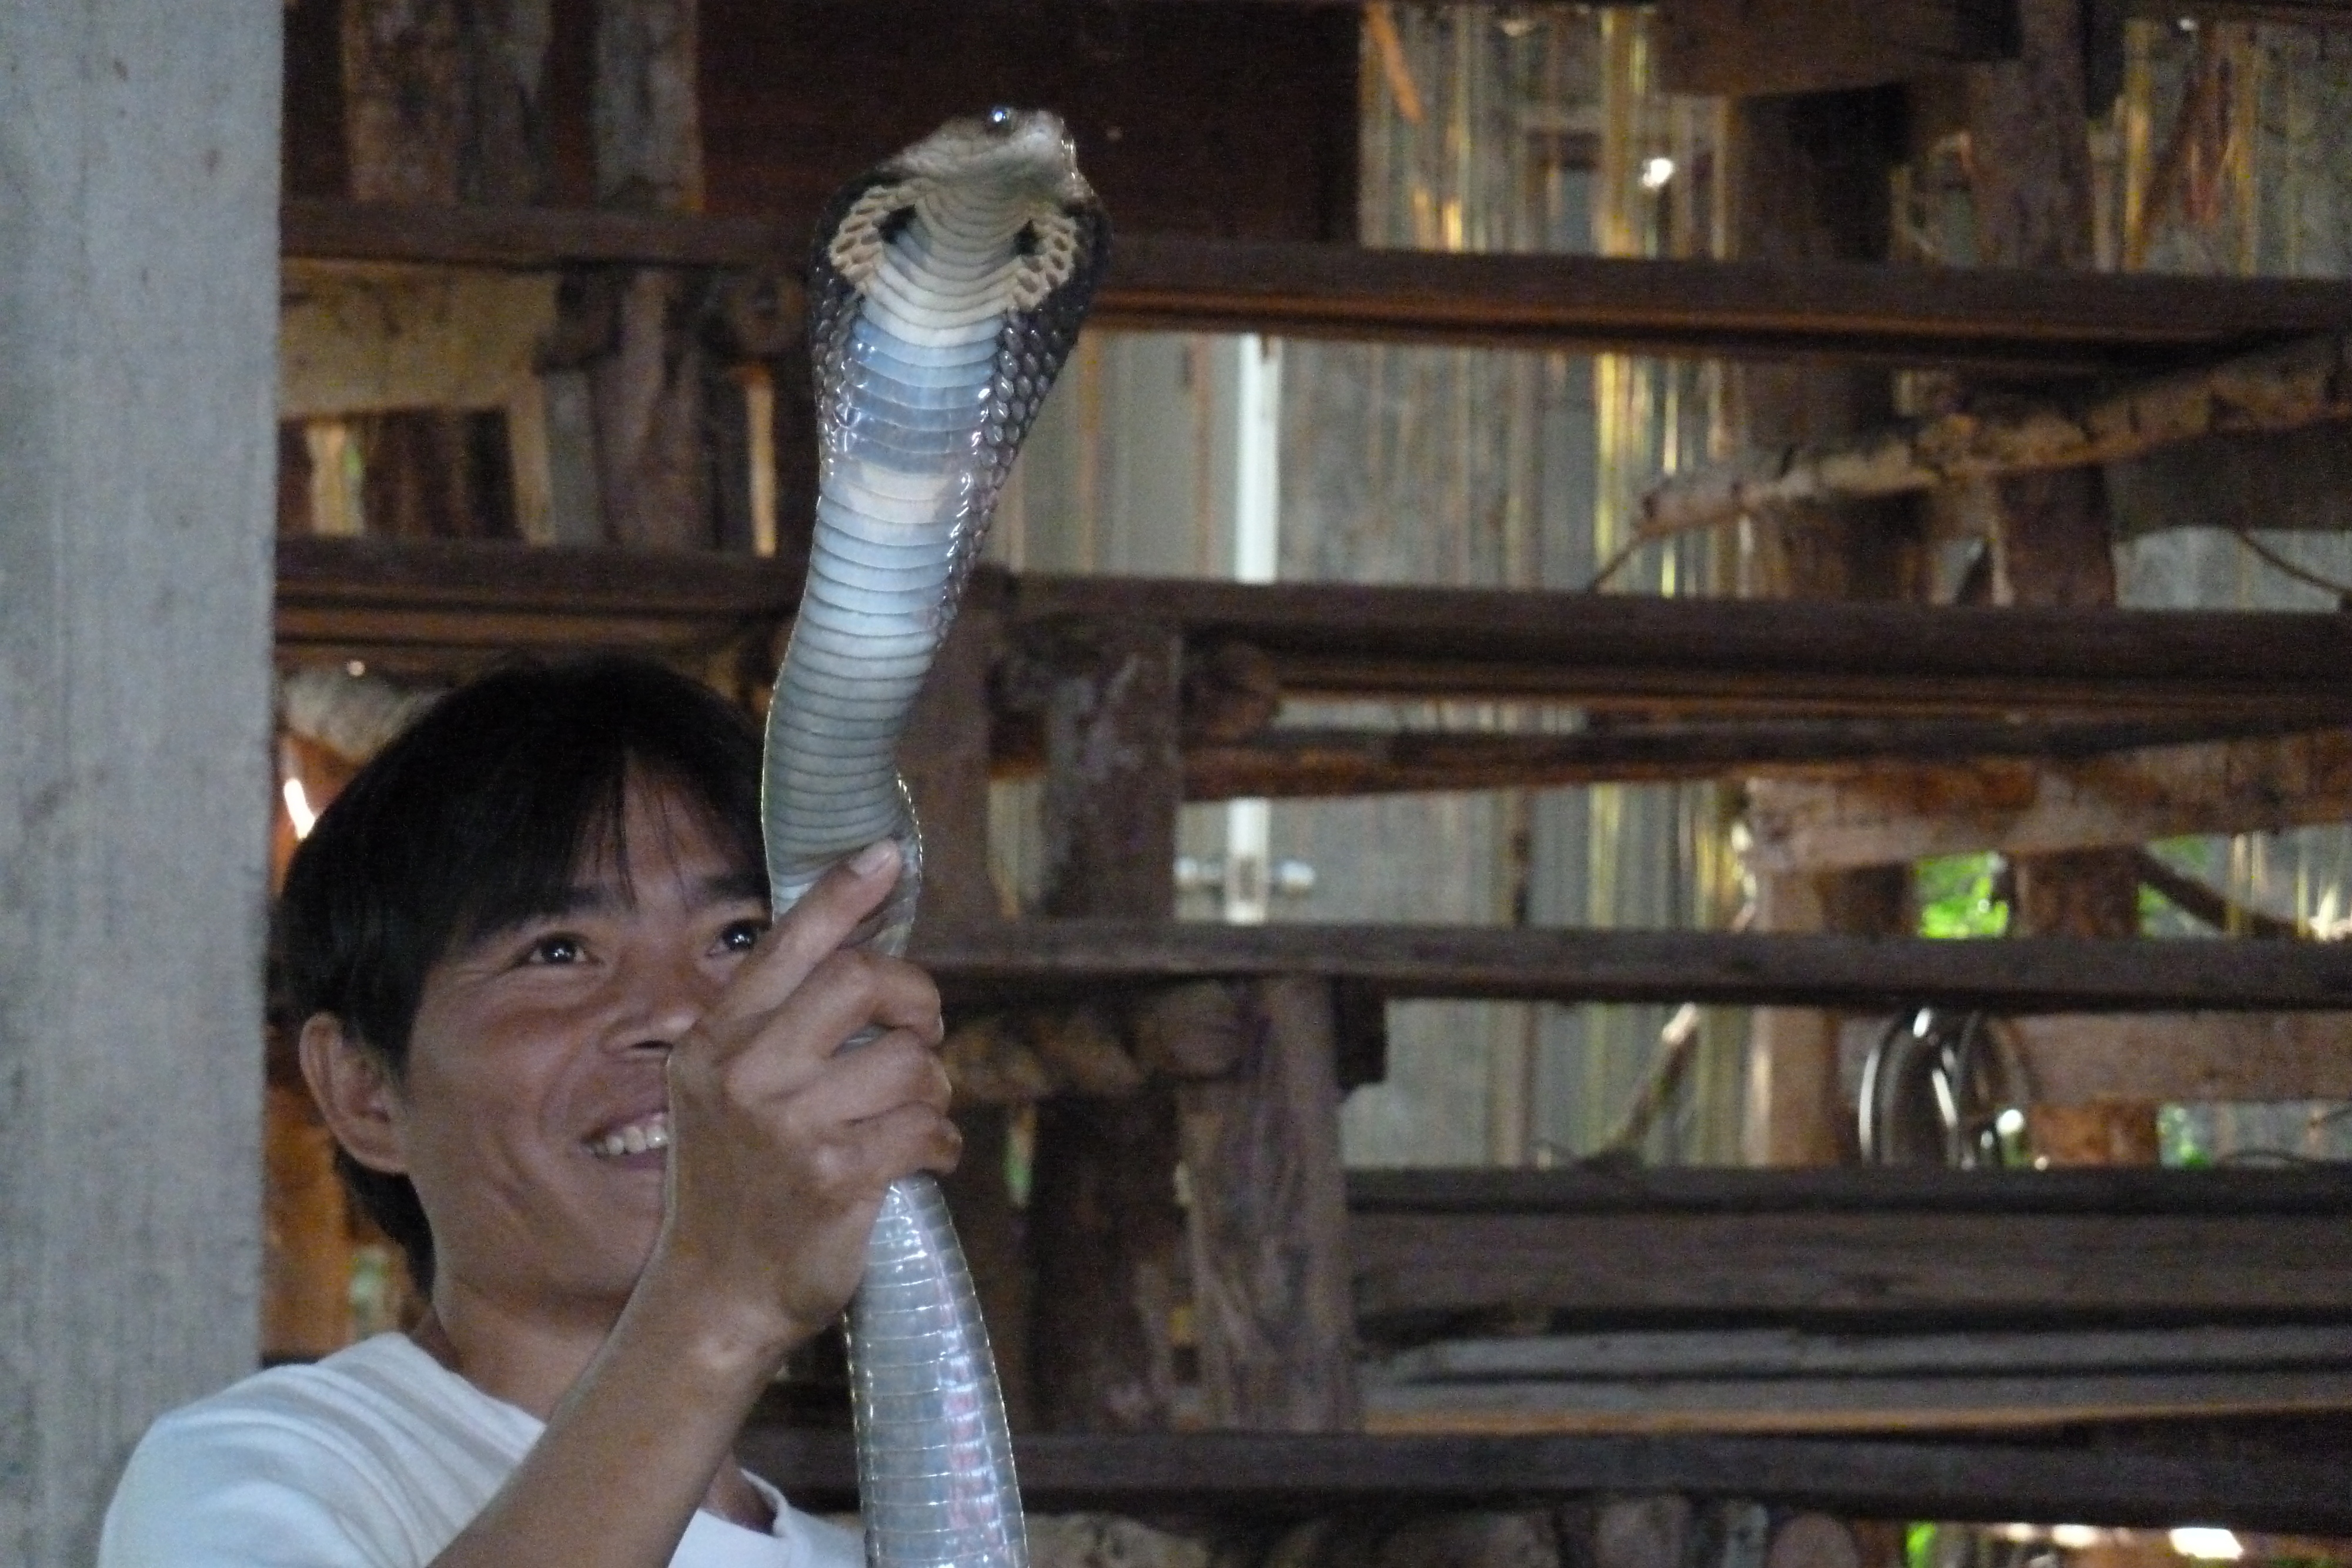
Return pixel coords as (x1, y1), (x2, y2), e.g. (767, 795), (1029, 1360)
(652, 841), (958, 1368)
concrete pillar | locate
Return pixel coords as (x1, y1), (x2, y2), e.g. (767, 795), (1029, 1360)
(0, 5), (280, 1563)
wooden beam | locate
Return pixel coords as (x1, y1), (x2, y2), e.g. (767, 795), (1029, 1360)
(1010, 572), (2352, 724)
(2011, 1012), (2352, 1104)
(1175, 717), (2306, 800)
(276, 544), (2352, 727)
(1744, 728), (2352, 872)
(279, 202), (2352, 373)
(1346, 1185), (2352, 1319)
(914, 922), (2352, 1014)
(734, 1426), (2352, 1533)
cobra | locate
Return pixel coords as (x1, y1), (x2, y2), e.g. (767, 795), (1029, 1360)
(760, 110), (1108, 1568)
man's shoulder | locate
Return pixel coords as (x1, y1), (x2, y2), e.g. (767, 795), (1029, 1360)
(101, 1335), (534, 1568)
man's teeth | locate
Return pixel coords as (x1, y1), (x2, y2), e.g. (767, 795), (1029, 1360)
(592, 1114), (670, 1159)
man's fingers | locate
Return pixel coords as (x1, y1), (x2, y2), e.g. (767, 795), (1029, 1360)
(733, 1024), (950, 1122)
(719, 841), (905, 1018)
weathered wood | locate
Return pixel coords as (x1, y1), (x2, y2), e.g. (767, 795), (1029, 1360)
(1743, 729), (2352, 872)
(584, 0), (709, 550)
(0, 5), (278, 1559)
(279, 202), (2352, 375)
(1658, 0), (2011, 96)
(913, 921), (2352, 1014)
(1028, 619), (1187, 1432)
(1341, 1165), (2352, 1215)
(279, 262), (559, 419)
(1387, 1325), (2352, 1382)
(1348, 1209), (2352, 1320)
(272, 544), (2352, 728)
(1726, 87), (1915, 1169)
(1175, 717), (2297, 800)
(1174, 978), (1361, 1431)
(1364, 1370), (2352, 1435)
(901, 587), (1003, 938)
(1008, 573), (2352, 724)
(1640, 333), (2352, 539)
(1037, 623), (1184, 920)
(733, 1426), (2352, 1533)
(1028, 1091), (1190, 1432)
(2010, 1012), (2352, 1104)
(340, 0), (550, 206)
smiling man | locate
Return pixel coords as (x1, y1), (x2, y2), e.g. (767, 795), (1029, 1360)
(99, 657), (957, 1568)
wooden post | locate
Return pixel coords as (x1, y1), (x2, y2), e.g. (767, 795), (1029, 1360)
(1966, 0), (2150, 955)
(1027, 623), (1187, 1430)
(0, 3), (279, 1560)
(1730, 89), (1920, 1166)
(1174, 978), (1362, 1430)
(586, 0), (712, 550)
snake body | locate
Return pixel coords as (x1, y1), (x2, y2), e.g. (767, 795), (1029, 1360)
(760, 111), (1107, 1568)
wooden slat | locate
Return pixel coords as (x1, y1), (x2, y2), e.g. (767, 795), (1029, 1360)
(733, 1427), (2352, 1533)
(914, 922), (2352, 1014)
(1341, 1165), (2352, 1215)
(280, 200), (2352, 373)
(276, 543), (2352, 728)
(1348, 1209), (2352, 1319)
(1011, 572), (2352, 724)
(1178, 717), (2310, 800)
(274, 534), (801, 674)
(1363, 1369), (2352, 1435)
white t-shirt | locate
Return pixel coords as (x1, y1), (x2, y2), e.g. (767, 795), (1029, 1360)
(98, 1333), (864, 1568)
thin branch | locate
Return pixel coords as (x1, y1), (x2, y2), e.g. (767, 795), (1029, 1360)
(1640, 330), (2352, 540)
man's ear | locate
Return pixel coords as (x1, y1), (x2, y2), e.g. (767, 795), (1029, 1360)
(298, 1013), (409, 1176)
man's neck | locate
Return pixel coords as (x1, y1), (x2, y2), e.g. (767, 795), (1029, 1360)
(412, 1291), (779, 1534)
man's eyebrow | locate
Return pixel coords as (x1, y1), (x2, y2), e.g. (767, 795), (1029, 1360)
(703, 868), (769, 905)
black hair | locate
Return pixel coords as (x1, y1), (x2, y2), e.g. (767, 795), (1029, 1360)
(275, 656), (767, 1296)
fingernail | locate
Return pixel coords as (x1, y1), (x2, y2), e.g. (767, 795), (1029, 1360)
(850, 840), (897, 877)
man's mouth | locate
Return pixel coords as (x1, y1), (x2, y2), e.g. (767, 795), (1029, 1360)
(586, 1111), (670, 1160)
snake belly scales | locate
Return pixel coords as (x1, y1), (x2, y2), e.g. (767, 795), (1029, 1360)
(759, 111), (1107, 1568)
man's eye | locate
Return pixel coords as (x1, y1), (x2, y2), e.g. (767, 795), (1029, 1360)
(717, 918), (768, 954)
(524, 934), (585, 965)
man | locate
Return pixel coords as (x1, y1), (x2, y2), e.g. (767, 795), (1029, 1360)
(101, 657), (958, 1568)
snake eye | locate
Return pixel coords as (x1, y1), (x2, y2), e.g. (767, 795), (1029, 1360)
(985, 106), (1015, 133)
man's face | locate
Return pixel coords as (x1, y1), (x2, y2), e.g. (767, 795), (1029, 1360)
(391, 777), (769, 1326)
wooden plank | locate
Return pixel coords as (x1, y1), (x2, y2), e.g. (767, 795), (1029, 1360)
(914, 922), (2352, 1014)
(1745, 729), (2352, 872)
(1348, 1208), (2352, 1318)
(733, 1427), (2352, 1533)
(1341, 1165), (2352, 1216)
(1387, 1325), (2352, 1380)
(0, 4), (278, 1560)
(279, 202), (2352, 373)
(1175, 978), (1361, 1430)
(1028, 620), (1188, 1432)
(1658, 0), (2010, 96)
(2012, 1012), (2352, 1104)
(1177, 717), (2302, 800)
(1363, 1369), (2352, 1435)
(275, 544), (2352, 726)
(1011, 572), (2352, 723)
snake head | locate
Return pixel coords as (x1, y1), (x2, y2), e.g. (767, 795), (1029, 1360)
(891, 107), (1097, 210)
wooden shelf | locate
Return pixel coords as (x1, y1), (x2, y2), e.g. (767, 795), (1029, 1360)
(914, 921), (2352, 1013)
(733, 1427), (2352, 1533)
(281, 199), (2352, 372)
(279, 541), (2352, 729)
(1339, 1166), (2352, 1328)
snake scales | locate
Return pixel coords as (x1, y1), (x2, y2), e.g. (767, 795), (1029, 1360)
(759, 111), (1108, 1568)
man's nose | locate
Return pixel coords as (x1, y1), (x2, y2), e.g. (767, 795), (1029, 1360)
(609, 942), (721, 1049)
